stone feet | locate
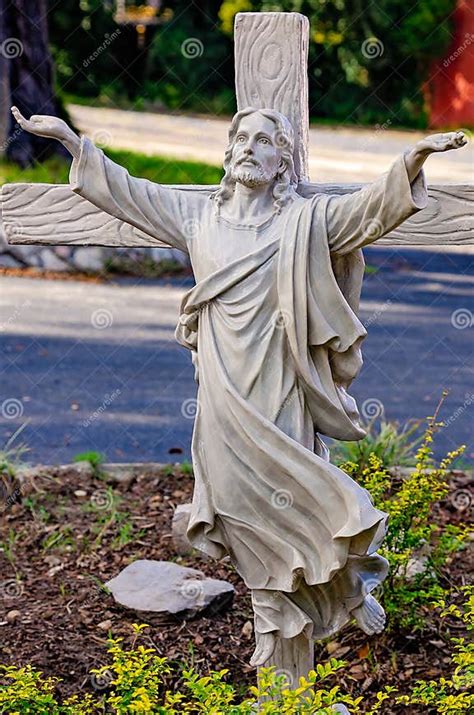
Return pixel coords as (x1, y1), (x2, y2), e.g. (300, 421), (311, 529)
(351, 593), (386, 635)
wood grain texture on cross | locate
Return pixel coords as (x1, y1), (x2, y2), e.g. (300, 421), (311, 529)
(1, 11), (473, 248)
(234, 12), (310, 181)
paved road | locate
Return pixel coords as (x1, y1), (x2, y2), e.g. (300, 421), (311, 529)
(69, 104), (473, 184)
(1, 246), (473, 465)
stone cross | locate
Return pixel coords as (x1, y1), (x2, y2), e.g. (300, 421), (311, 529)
(1, 11), (473, 706)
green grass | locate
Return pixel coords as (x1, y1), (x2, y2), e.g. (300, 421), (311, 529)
(0, 148), (223, 187)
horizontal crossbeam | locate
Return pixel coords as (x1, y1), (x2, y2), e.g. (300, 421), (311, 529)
(2, 181), (473, 248)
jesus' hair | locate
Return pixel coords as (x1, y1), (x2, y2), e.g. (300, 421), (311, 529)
(211, 107), (298, 214)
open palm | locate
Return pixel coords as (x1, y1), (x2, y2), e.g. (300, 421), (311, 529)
(420, 131), (467, 153)
(11, 106), (68, 140)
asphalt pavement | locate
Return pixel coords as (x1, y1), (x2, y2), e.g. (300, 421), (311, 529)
(1, 246), (473, 465)
(1, 108), (473, 465)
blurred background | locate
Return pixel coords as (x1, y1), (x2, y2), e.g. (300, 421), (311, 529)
(0, 0), (473, 467)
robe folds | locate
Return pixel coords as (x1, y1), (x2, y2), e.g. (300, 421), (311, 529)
(70, 137), (428, 640)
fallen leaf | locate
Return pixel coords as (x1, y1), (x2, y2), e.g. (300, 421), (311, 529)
(357, 643), (370, 659)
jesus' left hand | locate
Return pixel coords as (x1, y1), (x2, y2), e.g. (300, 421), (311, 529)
(404, 130), (468, 183)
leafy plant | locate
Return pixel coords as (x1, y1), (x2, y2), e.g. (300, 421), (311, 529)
(0, 424), (29, 473)
(73, 450), (105, 476)
(332, 417), (424, 470)
(180, 460), (193, 476)
(41, 525), (75, 552)
(3, 608), (473, 713)
(0, 624), (375, 713)
(0, 425), (29, 509)
(0, 664), (97, 714)
(91, 624), (171, 713)
(110, 512), (146, 550)
(23, 496), (51, 524)
(395, 588), (474, 713)
(105, 255), (185, 278)
(341, 403), (468, 630)
(0, 528), (19, 569)
(82, 490), (144, 551)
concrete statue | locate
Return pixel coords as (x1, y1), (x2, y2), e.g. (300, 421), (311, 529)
(3, 11), (471, 698)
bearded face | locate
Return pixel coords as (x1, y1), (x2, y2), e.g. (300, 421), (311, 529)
(231, 158), (275, 188)
(229, 113), (285, 189)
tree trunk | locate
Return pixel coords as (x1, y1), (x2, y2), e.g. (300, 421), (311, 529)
(0, 0), (65, 166)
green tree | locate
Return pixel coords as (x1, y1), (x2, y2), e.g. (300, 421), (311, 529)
(253, 0), (457, 126)
(48, 1), (457, 127)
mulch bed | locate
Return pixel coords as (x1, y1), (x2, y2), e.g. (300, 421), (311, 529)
(0, 266), (191, 282)
(0, 266), (106, 282)
(0, 464), (472, 711)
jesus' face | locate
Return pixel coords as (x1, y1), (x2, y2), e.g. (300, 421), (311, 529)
(229, 113), (284, 189)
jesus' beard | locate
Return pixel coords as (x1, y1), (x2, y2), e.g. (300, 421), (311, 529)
(231, 162), (274, 189)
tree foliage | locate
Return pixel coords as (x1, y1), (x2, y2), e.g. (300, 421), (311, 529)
(48, 0), (457, 127)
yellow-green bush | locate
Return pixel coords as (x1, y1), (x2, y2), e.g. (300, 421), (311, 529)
(0, 624), (363, 713)
(2, 595), (473, 714)
(341, 411), (469, 630)
(394, 588), (474, 713)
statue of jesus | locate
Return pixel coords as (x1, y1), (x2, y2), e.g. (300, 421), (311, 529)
(11, 105), (466, 666)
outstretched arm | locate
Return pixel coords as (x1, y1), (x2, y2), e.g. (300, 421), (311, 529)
(10, 107), (201, 253)
(326, 131), (467, 255)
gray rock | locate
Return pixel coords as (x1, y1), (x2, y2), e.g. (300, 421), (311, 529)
(105, 560), (234, 618)
(405, 554), (432, 581)
(405, 542), (432, 581)
(65, 460), (94, 478)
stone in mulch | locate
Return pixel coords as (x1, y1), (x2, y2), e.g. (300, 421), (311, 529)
(105, 559), (234, 618)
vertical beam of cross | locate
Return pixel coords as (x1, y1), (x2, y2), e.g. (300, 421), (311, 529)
(234, 12), (310, 182)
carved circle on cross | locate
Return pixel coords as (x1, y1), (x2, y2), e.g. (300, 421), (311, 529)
(259, 42), (284, 80)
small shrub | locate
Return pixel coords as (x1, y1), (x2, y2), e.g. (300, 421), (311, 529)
(180, 460), (193, 476)
(395, 588), (474, 713)
(341, 407), (468, 630)
(2, 608), (473, 713)
(0, 425), (29, 508)
(0, 664), (96, 714)
(0, 625), (372, 713)
(332, 417), (423, 470)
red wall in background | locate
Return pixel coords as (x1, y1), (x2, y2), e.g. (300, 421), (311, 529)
(428, 0), (474, 128)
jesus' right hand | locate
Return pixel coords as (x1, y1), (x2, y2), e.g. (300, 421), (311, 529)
(11, 107), (81, 159)
(11, 107), (69, 140)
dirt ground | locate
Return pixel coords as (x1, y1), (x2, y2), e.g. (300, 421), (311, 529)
(0, 463), (472, 711)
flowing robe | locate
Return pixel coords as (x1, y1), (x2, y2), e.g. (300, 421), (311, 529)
(70, 138), (428, 640)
